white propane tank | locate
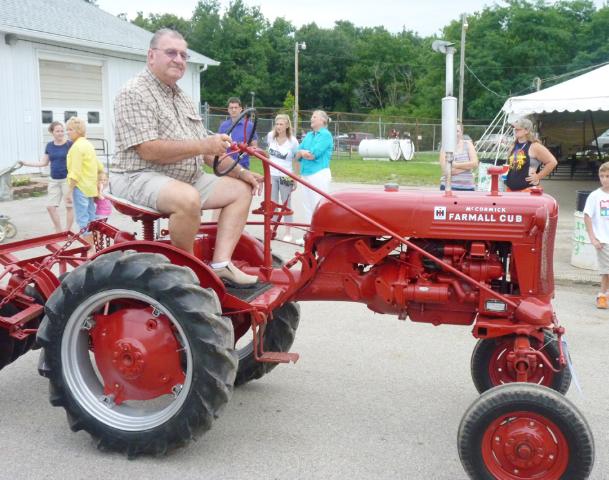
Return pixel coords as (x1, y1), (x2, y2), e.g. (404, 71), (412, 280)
(399, 139), (415, 160)
(358, 139), (401, 161)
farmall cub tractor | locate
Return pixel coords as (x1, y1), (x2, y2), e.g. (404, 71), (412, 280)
(0, 110), (594, 479)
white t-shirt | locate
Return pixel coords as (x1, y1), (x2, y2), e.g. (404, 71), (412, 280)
(266, 132), (298, 177)
(583, 187), (609, 243)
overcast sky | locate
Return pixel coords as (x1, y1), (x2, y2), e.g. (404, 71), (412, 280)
(97, 0), (608, 37)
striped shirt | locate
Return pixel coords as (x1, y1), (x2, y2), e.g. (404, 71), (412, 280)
(441, 141), (476, 190)
(113, 68), (207, 184)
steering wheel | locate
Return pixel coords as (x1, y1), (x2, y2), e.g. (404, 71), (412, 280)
(213, 107), (258, 176)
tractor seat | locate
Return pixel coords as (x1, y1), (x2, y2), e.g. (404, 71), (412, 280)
(104, 192), (166, 222)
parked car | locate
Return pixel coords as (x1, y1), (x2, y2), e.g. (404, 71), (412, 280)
(336, 132), (375, 151)
(591, 128), (609, 149)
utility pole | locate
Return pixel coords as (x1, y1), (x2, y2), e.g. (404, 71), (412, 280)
(294, 41), (306, 137)
(458, 13), (468, 123)
(432, 39), (457, 194)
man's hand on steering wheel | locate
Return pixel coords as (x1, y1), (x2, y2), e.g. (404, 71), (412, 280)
(205, 134), (233, 156)
(213, 108), (258, 176)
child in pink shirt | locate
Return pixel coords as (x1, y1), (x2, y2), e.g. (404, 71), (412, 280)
(95, 171), (112, 220)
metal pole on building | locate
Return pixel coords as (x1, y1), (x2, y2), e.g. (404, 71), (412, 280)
(294, 41), (306, 137)
(203, 102), (209, 131)
(458, 13), (468, 123)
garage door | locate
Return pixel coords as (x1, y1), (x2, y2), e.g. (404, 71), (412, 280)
(39, 59), (105, 154)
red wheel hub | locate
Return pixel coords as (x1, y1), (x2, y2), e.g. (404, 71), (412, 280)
(489, 339), (555, 387)
(90, 306), (186, 404)
(482, 411), (569, 479)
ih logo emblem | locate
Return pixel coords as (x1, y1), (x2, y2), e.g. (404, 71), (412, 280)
(434, 206), (446, 220)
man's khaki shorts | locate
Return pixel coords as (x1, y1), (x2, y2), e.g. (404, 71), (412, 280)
(109, 171), (218, 211)
(47, 178), (68, 207)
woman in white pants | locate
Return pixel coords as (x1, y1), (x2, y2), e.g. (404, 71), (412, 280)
(267, 114), (299, 241)
(295, 110), (334, 236)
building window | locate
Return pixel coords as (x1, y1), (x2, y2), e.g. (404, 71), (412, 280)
(88, 111), (100, 124)
(41, 110), (53, 124)
(64, 110), (78, 122)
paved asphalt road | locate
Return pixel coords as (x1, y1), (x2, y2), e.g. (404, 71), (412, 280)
(0, 283), (607, 480)
(0, 182), (607, 479)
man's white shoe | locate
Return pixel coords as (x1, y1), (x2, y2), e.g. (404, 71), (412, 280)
(213, 262), (258, 288)
(282, 234), (293, 242)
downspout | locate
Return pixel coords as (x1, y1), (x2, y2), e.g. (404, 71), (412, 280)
(198, 64), (208, 116)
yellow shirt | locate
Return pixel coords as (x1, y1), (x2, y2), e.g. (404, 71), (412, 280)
(67, 137), (103, 197)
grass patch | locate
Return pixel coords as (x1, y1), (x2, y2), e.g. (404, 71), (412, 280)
(330, 152), (439, 185)
(11, 175), (32, 187)
(246, 151), (440, 186)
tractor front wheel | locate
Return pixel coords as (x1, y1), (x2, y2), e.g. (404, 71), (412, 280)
(471, 333), (571, 394)
(458, 383), (594, 480)
(36, 251), (237, 457)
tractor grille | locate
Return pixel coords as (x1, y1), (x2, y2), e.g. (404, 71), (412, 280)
(539, 213), (556, 294)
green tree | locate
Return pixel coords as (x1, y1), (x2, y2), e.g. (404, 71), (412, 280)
(296, 23), (356, 111)
(131, 12), (191, 36)
(122, 0), (607, 121)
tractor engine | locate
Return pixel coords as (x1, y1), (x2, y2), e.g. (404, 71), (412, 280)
(299, 236), (506, 325)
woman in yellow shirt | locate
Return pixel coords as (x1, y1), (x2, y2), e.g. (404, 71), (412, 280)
(64, 117), (103, 238)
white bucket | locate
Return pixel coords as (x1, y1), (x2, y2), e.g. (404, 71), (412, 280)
(359, 139), (401, 161)
(399, 139), (415, 160)
(570, 211), (599, 270)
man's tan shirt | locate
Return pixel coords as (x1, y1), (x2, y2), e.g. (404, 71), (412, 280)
(113, 68), (207, 184)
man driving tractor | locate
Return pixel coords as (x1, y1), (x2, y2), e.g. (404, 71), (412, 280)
(111, 28), (263, 287)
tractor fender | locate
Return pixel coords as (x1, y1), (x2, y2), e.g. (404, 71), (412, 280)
(92, 240), (226, 300)
(198, 225), (266, 266)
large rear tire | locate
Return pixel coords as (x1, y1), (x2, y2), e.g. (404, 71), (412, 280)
(471, 333), (571, 394)
(458, 383), (594, 479)
(235, 301), (299, 386)
(36, 250), (237, 457)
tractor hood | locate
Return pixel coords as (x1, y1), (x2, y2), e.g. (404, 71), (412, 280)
(311, 188), (558, 241)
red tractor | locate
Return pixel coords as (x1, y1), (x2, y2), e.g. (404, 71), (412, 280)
(0, 111), (594, 479)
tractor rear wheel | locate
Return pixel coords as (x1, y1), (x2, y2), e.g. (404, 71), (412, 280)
(471, 333), (571, 394)
(235, 301), (300, 386)
(36, 250), (238, 457)
(458, 383), (594, 480)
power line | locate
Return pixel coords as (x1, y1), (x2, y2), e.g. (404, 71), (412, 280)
(465, 64), (505, 98)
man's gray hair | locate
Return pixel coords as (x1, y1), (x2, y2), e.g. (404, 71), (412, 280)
(150, 29), (185, 49)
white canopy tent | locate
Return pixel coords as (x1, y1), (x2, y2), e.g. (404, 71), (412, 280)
(476, 63), (609, 177)
(501, 63), (609, 119)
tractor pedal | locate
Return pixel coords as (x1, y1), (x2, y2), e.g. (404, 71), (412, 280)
(257, 352), (299, 364)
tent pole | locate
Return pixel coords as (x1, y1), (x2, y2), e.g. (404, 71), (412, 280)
(589, 111), (602, 158)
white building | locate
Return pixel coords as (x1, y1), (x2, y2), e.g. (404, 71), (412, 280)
(0, 0), (218, 171)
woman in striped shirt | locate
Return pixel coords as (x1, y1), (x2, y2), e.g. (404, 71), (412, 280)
(439, 123), (479, 191)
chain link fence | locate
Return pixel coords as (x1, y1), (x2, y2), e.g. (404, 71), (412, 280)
(201, 104), (490, 155)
